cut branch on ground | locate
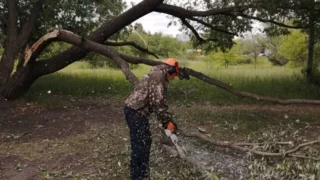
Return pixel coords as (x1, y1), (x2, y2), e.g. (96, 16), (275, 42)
(182, 131), (320, 160)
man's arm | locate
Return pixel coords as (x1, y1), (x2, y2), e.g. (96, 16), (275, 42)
(149, 81), (173, 127)
(148, 70), (174, 128)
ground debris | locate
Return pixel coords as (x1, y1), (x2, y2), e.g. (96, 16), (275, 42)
(179, 137), (250, 179)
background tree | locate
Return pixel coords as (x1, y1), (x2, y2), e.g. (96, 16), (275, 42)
(239, 33), (266, 68)
(278, 30), (308, 67)
(265, 35), (288, 66)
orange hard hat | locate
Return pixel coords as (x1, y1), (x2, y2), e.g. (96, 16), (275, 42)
(164, 58), (180, 76)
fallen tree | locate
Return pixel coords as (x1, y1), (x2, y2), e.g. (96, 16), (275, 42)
(1, 0), (320, 99)
(24, 29), (320, 105)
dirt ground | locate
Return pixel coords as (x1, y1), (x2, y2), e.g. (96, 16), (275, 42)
(1, 96), (320, 180)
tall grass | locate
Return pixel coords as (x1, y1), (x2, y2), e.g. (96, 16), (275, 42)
(27, 61), (320, 104)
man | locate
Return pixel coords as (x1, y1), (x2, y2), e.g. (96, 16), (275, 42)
(124, 58), (189, 180)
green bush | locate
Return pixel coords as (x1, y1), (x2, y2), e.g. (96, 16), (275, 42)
(267, 54), (288, 66)
(230, 55), (252, 65)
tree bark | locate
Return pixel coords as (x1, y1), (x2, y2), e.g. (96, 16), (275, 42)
(307, 2), (315, 84)
(1, 66), (37, 99)
(0, 0), (18, 88)
(17, 0), (44, 49)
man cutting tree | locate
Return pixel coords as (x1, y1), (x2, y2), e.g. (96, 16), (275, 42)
(124, 58), (189, 180)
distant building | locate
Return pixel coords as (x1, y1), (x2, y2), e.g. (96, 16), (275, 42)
(196, 49), (202, 56)
(162, 33), (174, 38)
(176, 34), (190, 42)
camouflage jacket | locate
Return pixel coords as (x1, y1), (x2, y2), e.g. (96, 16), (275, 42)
(125, 64), (172, 126)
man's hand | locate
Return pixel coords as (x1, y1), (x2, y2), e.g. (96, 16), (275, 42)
(166, 122), (178, 134)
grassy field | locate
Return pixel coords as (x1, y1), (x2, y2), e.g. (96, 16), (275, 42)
(27, 59), (320, 105)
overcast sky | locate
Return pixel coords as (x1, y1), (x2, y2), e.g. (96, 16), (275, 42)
(124, 0), (181, 36)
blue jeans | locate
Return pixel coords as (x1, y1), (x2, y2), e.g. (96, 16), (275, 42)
(124, 106), (152, 180)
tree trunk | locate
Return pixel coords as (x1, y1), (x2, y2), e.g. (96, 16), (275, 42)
(307, 3), (315, 83)
(0, 65), (38, 100)
(0, 45), (17, 87)
(254, 56), (257, 69)
(0, 0), (18, 88)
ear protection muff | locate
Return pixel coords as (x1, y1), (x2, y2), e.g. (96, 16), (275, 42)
(168, 62), (178, 75)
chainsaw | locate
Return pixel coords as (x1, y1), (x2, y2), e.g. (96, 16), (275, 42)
(165, 129), (186, 158)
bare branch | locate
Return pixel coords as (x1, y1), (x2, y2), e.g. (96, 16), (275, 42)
(179, 18), (220, 43)
(188, 17), (237, 36)
(155, 3), (251, 18)
(17, 0), (44, 48)
(235, 142), (294, 146)
(104, 41), (159, 59)
(224, 12), (308, 29)
(180, 18), (205, 43)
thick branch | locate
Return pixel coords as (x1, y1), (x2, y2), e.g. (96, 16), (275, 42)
(24, 30), (138, 86)
(181, 18), (205, 43)
(6, 0), (18, 39)
(188, 17), (237, 36)
(17, 0), (44, 49)
(186, 68), (320, 105)
(0, 0), (18, 87)
(32, 0), (164, 76)
(195, 68), (320, 104)
(104, 41), (159, 59)
(156, 3), (320, 18)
